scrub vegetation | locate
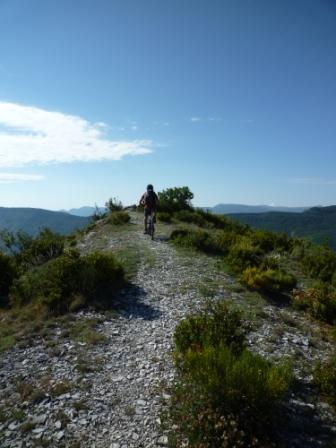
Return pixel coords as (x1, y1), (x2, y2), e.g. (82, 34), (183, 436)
(0, 206), (128, 351)
(169, 301), (292, 447)
(1, 186), (336, 446)
(158, 186), (336, 439)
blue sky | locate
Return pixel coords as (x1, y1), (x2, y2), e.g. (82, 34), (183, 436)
(0, 0), (335, 210)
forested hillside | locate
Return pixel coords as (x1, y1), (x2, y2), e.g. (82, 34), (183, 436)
(211, 203), (307, 214)
(0, 207), (89, 235)
(228, 206), (336, 250)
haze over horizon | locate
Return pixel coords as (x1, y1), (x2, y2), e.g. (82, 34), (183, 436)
(0, 0), (335, 210)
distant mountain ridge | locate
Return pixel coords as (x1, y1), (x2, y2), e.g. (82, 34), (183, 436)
(209, 204), (308, 214)
(0, 207), (89, 236)
(228, 205), (336, 250)
(65, 206), (107, 217)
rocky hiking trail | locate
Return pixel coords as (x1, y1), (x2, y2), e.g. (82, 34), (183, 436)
(1, 216), (336, 447)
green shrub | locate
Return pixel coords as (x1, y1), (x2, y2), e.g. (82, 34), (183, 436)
(0, 229), (32, 254)
(212, 230), (237, 254)
(332, 271), (336, 288)
(91, 205), (107, 221)
(246, 230), (274, 253)
(0, 335), (16, 352)
(84, 251), (124, 293)
(292, 283), (336, 324)
(259, 255), (279, 270)
(170, 302), (293, 447)
(157, 212), (173, 223)
(196, 210), (249, 233)
(248, 230), (286, 253)
(242, 266), (296, 293)
(302, 244), (336, 282)
(67, 234), (78, 247)
(9, 250), (125, 314)
(180, 343), (291, 417)
(170, 228), (218, 254)
(171, 315), (292, 447)
(108, 211), (130, 225)
(175, 301), (245, 356)
(226, 237), (263, 272)
(174, 208), (248, 235)
(194, 209), (229, 229)
(274, 232), (293, 252)
(105, 197), (123, 212)
(174, 210), (207, 227)
(313, 355), (336, 408)
(0, 228), (65, 269)
(291, 241), (305, 260)
(18, 228), (65, 268)
(0, 252), (18, 305)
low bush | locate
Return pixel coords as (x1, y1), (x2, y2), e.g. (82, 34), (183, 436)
(157, 212), (172, 223)
(226, 237), (263, 272)
(0, 334), (16, 352)
(291, 241), (305, 260)
(91, 205), (107, 221)
(108, 211), (130, 225)
(0, 229), (32, 254)
(194, 209), (229, 229)
(0, 228), (65, 269)
(173, 345), (292, 446)
(67, 234), (78, 247)
(174, 210), (207, 227)
(196, 210), (249, 234)
(292, 283), (336, 324)
(302, 244), (336, 283)
(0, 252), (18, 305)
(212, 230), (237, 254)
(105, 197), (123, 212)
(9, 250), (125, 314)
(313, 355), (336, 408)
(170, 303), (293, 447)
(249, 230), (291, 253)
(170, 228), (218, 254)
(332, 271), (336, 288)
(242, 266), (297, 293)
(174, 301), (246, 356)
(274, 232), (293, 252)
(18, 228), (65, 269)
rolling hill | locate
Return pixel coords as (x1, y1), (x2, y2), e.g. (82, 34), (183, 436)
(0, 207), (90, 236)
(228, 205), (336, 250)
(66, 206), (106, 217)
(210, 203), (308, 214)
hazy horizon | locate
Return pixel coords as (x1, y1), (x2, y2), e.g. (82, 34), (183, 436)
(0, 201), (332, 213)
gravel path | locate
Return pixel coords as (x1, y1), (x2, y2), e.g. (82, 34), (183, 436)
(86, 232), (222, 447)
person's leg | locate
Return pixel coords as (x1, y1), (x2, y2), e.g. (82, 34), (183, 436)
(144, 209), (148, 233)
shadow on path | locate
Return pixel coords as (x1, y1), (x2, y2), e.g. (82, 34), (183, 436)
(260, 290), (293, 309)
(113, 283), (163, 321)
(275, 380), (336, 448)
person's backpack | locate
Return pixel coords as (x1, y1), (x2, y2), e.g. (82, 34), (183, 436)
(145, 190), (156, 208)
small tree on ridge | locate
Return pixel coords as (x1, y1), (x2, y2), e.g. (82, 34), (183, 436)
(158, 186), (194, 212)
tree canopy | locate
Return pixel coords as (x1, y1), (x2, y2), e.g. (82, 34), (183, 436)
(158, 186), (194, 212)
